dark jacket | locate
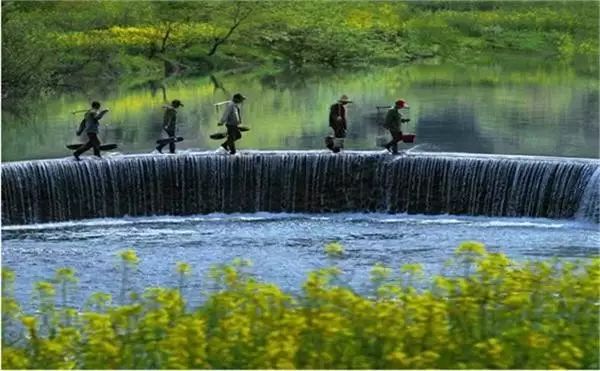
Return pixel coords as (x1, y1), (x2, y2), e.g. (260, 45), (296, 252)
(77, 109), (108, 135)
(163, 106), (178, 131)
(384, 108), (402, 132)
(329, 103), (347, 130)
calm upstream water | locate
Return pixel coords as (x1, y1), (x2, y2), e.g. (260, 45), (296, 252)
(2, 62), (599, 161)
(3, 213), (599, 308)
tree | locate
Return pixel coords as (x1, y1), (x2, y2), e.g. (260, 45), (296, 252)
(206, 1), (257, 56)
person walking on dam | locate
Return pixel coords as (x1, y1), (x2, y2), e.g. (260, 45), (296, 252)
(74, 101), (109, 160)
(383, 99), (410, 154)
(217, 93), (246, 155)
(327, 94), (352, 153)
(156, 99), (184, 154)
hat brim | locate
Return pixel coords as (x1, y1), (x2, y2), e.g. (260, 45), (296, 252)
(339, 99), (352, 103)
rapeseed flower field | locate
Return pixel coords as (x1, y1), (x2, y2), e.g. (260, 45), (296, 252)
(2, 242), (598, 369)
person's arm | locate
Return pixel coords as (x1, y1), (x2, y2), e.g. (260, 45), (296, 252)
(399, 110), (410, 123)
(76, 118), (85, 135)
(94, 109), (109, 120)
(329, 104), (338, 125)
(234, 105), (241, 126)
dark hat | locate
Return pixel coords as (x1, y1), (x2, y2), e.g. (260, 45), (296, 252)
(171, 99), (184, 107)
(232, 93), (247, 102)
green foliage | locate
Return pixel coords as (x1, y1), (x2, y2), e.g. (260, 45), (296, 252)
(2, 243), (599, 369)
(1, 5), (57, 99)
(2, 1), (598, 100)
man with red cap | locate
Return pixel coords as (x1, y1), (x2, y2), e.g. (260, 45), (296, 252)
(383, 99), (410, 154)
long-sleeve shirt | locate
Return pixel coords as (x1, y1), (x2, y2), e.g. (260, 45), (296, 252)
(329, 103), (347, 130)
(77, 109), (108, 135)
(163, 106), (177, 131)
(384, 108), (403, 132)
(219, 101), (242, 127)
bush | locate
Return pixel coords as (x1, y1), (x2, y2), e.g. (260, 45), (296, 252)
(2, 243), (599, 369)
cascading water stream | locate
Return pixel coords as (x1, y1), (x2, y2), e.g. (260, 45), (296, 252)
(1, 152), (598, 225)
(576, 166), (600, 223)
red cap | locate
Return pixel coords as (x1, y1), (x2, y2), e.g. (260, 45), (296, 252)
(395, 99), (407, 108)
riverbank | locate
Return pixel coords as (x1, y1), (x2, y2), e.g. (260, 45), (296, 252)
(2, 1), (598, 101)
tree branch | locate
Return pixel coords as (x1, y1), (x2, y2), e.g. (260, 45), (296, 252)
(207, 3), (254, 56)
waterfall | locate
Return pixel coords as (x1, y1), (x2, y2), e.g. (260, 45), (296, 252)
(2, 152), (598, 225)
(576, 166), (600, 223)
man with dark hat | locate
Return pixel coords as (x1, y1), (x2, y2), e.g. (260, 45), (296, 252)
(327, 94), (352, 153)
(156, 99), (184, 154)
(74, 101), (109, 160)
(217, 93), (246, 155)
(383, 99), (410, 154)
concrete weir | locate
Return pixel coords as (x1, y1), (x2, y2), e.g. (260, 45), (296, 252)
(1, 151), (599, 225)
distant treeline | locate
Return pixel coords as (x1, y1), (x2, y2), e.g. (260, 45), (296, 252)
(2, 0), (598, 100)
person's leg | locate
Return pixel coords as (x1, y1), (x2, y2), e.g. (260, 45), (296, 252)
(156, 139), (165, 153)
(384, 129), (396, 152)
(325, 136), (334, 151)
(74, 134), (94, 159)
(390, 130), (403, 154)
(227, 126), (242, 154)
(224, 126), (234, 154)
(156, 129), (166, 153)
(167, 128), (176, 154)
(332, 126), (345, 153)
(90, 133), (101, 157)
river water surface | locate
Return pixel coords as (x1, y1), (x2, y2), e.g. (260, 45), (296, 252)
(2, 62), (598, 161)
(3, 213), (598, 308)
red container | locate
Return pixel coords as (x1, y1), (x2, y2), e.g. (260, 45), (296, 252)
(402, 134), (416, 143)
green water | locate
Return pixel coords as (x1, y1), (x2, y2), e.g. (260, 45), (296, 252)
(2, 62), (598, 161)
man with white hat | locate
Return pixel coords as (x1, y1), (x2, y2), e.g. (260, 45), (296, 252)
(217, 93), (247, 155)
(327, 94), (352, 153)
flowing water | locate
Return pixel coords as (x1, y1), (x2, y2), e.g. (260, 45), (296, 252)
(3, 213), (598, 309)
(2, 151), (599, 225)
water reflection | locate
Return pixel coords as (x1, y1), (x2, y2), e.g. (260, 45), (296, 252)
(417, 106), (494, 154)
(2, 63), (598, 161)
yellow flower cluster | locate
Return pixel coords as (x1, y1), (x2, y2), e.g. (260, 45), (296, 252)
(54, 23), (220, 50)
(2, 242), (598, 369)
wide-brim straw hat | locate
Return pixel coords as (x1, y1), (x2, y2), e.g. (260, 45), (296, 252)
(338, 94), (352, 103)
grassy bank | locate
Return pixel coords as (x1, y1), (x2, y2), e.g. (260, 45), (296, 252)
(2, 1), (598, 101)
(2, 243), (598, 369)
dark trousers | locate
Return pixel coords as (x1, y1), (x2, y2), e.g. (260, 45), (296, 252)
(327, 125), (346, 153)
(74, 133), (101, 157)
(222, 126), (242, 154)
(156, 127), (176, 154)
(385, 130), (403, 154)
